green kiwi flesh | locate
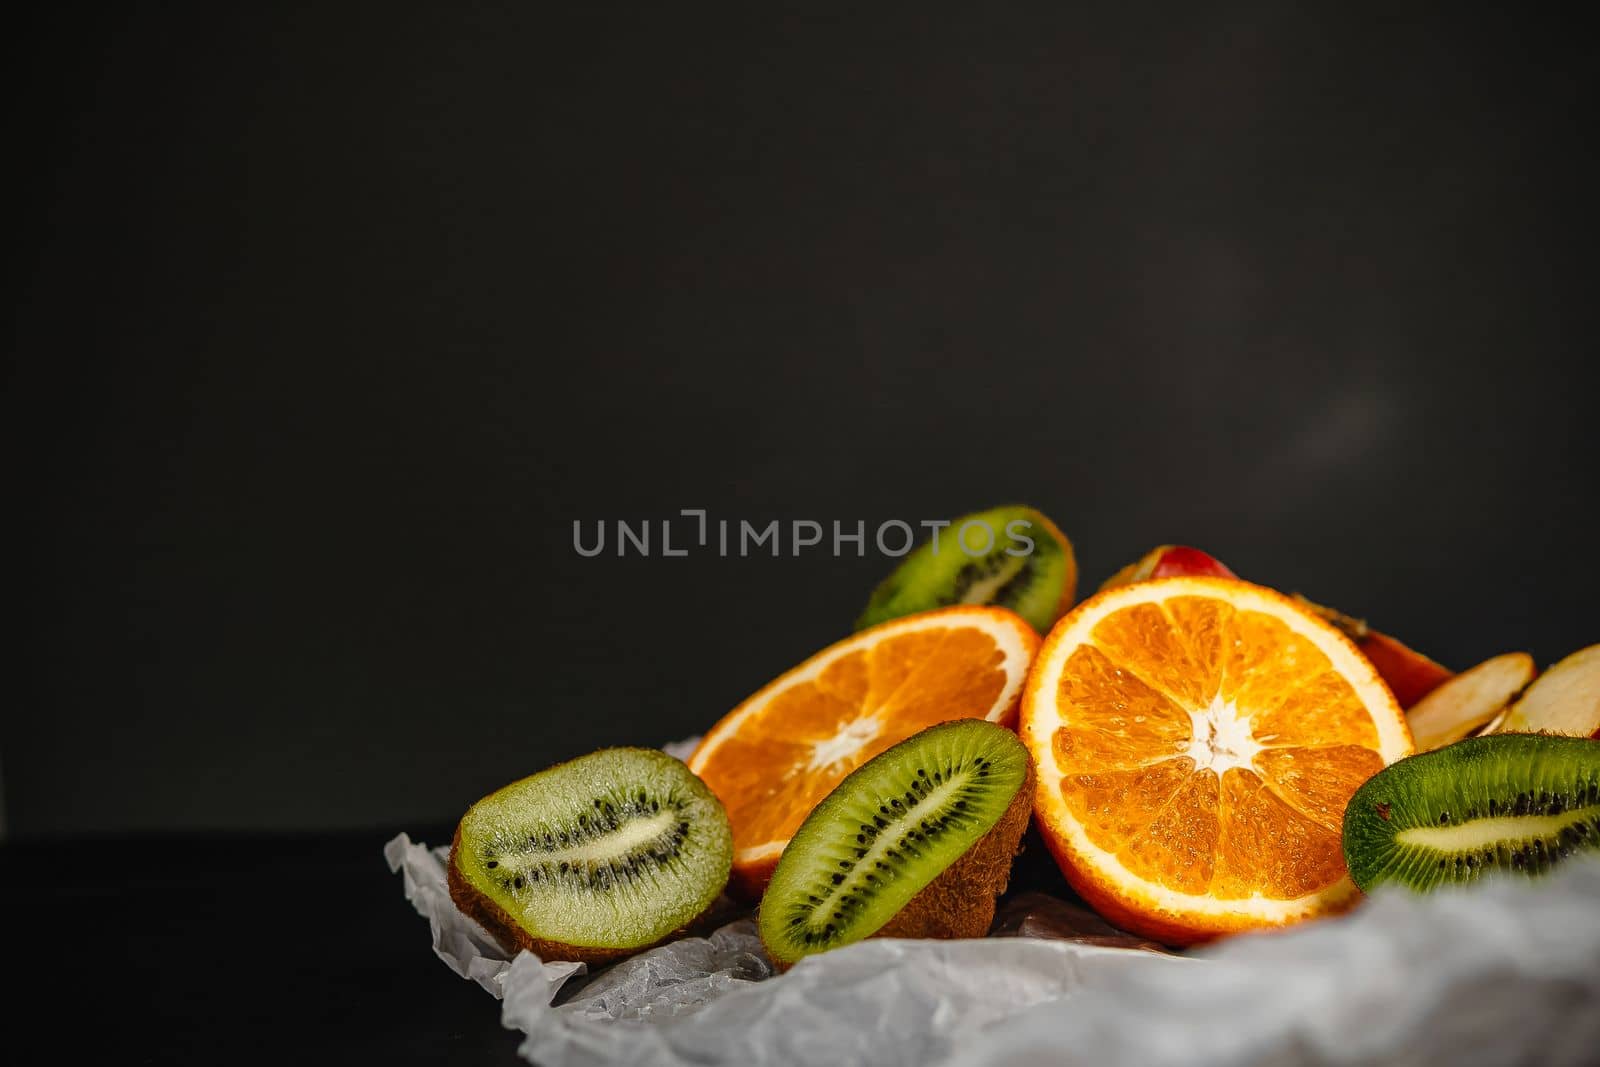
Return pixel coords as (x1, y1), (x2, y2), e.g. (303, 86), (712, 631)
(758, 719), (1034, 967)
(856, 505), (1074, 634)
(1343, 734), (1600, 892)
(448, 748), (732, 962)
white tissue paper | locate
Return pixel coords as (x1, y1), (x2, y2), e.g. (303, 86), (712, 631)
(386, 829), (1600, 1067)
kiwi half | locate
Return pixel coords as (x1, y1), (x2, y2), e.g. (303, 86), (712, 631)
(448, 748), (732, 964)
(856, 505), (1076, 634)
(758, 719), (1034, 968)
(1343, 734), (1600, 892)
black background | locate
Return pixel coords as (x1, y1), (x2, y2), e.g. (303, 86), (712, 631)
(10, 5), (1598, 838)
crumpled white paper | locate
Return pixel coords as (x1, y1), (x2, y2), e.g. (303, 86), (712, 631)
(386, 833), (1600, 1067)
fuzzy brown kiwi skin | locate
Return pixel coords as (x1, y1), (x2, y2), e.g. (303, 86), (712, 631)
(761, 750), (1036, 971)
(446, 822), (726, 966)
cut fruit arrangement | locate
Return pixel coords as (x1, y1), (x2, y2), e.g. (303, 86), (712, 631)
(440, 507), (1600, 966)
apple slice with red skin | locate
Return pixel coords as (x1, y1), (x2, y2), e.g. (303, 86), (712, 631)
(1099, 544), (1454, 709)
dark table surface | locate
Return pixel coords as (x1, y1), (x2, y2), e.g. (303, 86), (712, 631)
(4, 831), (527, 1065)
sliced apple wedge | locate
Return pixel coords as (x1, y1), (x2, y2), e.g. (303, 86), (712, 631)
(1405, 651), (1536, 751)
(1492, 644), (1600, 737)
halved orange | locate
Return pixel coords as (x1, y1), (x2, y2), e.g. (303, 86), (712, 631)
(689, 606), (1039, 896)
(1020, 576), (1412, 944)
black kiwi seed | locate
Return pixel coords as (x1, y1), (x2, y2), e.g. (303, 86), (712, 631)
(1343, 734), (1600, 893)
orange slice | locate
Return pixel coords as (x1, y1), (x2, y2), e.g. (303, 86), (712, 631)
(1020, 576), (1412, 944)
(689, 606), (1039, 895)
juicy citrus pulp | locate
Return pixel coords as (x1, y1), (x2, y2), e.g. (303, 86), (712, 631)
(1021, 576), (1412, 943)
(689, 606), (1039, 893)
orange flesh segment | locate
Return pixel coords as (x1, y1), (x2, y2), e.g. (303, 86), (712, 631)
(1090, 601), (1224, 708)
(1213, 768), (1347, 900)
(1116, 769), (1220, 895)
(1054, 598), (1389, 901)
(1060, 757), (1196, 853)
(694, 625), (1011, 855)
(1254, 670), (1379, 749)
(1051, 644), (1191, 772)
(1253, 744), (1385, 831)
